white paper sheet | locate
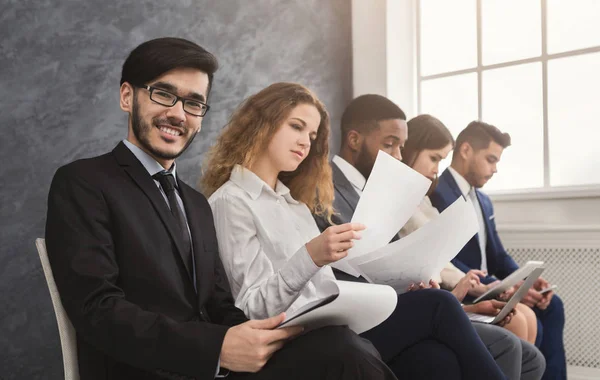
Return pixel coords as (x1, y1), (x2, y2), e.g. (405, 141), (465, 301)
(278, 280), (397, 334)
(332, 151), (431, 276)
(350, 197), (479, 293)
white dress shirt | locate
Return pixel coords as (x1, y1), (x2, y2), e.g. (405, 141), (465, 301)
(332, 155), (366, 195)
(209, 165), (336, 320)
(448, 167), (488, 272)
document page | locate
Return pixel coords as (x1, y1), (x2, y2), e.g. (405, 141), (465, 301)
(332, 150), (431, 276)
(350, 197), (479, 293)
(279, 280), (397, 334)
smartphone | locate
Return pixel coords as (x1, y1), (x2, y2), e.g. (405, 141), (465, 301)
(538, 285), (557, 294)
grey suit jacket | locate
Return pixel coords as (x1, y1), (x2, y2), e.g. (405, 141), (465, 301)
(314, 161), (360, 232)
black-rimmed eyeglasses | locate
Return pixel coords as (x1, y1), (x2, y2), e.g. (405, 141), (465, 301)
(134, 84), (210, 117)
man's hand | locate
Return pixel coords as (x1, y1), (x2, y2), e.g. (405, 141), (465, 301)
(520, 288), (543, 308)
(451, 270), (486, 301)
(306, 223), (366, 267)
(463, 300), (515, 327)
(220, 313), (303, 373)
(533, 277), (553, 310)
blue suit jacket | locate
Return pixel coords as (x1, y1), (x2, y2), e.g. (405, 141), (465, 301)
(430, 169), (519, 284)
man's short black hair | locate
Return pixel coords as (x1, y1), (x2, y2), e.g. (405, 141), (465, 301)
(340, 94), (406, 142)
(120, 37), (218, 96)
(455, 121), (511, 155)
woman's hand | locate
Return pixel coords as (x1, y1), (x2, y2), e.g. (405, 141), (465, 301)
(463, 300), (516, 327)
(305, 223), (366, 267)
(451, 270), (486, 301)
(407, 279), (440, 292)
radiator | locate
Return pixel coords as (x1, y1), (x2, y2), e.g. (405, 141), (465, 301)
(500, 225), (600, 373)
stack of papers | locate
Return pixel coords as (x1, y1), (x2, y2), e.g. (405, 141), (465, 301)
(333, 150), (479, 293)
(332, 151), (432, 276)
(349, 196), (479, 293)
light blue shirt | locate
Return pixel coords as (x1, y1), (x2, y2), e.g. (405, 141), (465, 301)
(122, 140), (186, 214)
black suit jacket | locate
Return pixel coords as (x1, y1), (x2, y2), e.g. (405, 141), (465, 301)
(45, 142), (247, 380)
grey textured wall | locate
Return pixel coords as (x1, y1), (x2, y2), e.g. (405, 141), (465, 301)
(0, 1), (352, 378)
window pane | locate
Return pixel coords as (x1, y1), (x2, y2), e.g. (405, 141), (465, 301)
(481, 0), (541, 65)
(482, 63), (544, 191)
(420, 0), (477, 76)
(548, 53), (600, 187)
(547, 0), (600, 54)
(420, 73), (478, 173)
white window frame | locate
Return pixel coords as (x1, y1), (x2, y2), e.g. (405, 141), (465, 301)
(415, 0), (600, 200)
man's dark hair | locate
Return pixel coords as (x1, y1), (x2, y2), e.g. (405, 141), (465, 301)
(340, 94), (406, 143)
(120, 37), (219, 97)
(454, 121), (511, 155)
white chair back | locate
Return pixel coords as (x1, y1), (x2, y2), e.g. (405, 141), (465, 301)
(36, 238), (80, 380)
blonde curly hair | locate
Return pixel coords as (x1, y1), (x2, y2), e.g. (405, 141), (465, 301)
(200, 82), (334, 220)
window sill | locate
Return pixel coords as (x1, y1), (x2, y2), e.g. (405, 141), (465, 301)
(487, 185), (600, 201)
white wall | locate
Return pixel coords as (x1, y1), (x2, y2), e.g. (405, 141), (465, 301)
(351, 0), (388, 97)
(351, 0), (417, 117)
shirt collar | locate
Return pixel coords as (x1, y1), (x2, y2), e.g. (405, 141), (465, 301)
(122, 139), (178, 181)
(229, 164), (298, 204)
(332, 155), (366, 192)
(448, 166), (472, 197)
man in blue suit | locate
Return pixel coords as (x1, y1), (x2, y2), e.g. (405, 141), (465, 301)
(431, 121), (566, 380)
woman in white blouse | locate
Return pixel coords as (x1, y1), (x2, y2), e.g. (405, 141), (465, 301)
(400, 114), (538, 344)
(202, 82), (505, 380)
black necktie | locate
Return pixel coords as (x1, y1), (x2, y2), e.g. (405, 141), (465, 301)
(152, 171), (193, 276)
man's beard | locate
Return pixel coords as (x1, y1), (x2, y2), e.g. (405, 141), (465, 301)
(354, 143), (377, 180)
(131, 97), (198, 161)
(464, 162), (488, 188)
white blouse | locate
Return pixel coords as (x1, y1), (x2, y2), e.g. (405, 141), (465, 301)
(208, 165), (336, 320)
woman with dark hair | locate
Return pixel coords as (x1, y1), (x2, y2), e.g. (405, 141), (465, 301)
(401, 114), (538, 345)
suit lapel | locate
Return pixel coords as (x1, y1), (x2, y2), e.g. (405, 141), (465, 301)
(112, 143), (194, 283)
(331, 162), (360, 212)
(441, 169), (484, 266)
(440, 169), (464, 201)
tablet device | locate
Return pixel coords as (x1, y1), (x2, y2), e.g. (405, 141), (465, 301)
(467, 267), (545, 324)
(473, 260), (544, 303)
(539, 284), (557, 294)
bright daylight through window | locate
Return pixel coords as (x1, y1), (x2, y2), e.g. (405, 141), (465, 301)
(417, 0), (600, 191)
